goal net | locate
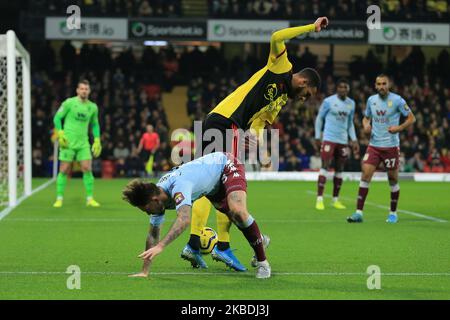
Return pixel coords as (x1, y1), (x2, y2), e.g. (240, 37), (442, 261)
(0, 31), (32, 210)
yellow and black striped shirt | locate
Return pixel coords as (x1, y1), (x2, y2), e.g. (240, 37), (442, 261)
(210, 24), (316, 137)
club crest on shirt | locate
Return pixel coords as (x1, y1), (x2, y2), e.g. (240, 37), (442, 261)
(388, 100), (393, 107)
(174, 192), (185, 205)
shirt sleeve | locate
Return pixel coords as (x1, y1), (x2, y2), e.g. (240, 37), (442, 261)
(364, 98), (372, 118)
(397, 97), (411, 117)
(267, 24), (315, 74)
(249, 117), (267, 144)
(90, 105), (101, 138)
(53, 99), (70, 130)
(348, 102), (357, 141)
(314, 99), (330, 140)
(171, 181), (193, 211)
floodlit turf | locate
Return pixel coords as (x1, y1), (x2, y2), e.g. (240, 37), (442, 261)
(0, 178), (449, 299)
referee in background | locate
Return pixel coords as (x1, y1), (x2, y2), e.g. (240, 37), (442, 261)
(137, 124), (160, 175)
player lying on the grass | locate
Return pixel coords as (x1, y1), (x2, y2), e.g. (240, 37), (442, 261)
(52, 79), (102, 208)
(185, 16), (329, 272)
(314, 78), (359, 210)
(122, 152), (271, 279)
(347, 74), (416, 224)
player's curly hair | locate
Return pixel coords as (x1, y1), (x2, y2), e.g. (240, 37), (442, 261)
(122, 179), (160, 207)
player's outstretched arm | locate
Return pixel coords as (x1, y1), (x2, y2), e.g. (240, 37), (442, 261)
(269, 17), (328, 59)
(138, 205), (191, 261)
(129, 225), (160, 278)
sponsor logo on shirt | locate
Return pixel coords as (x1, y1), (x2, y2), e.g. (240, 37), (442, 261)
(76, 112), (88, 121)
(376, 110), (387, 116)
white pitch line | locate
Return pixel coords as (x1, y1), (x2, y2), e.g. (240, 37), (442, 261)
(2, 217), (337, 223)
(0, 271), (449, 277)
(0, 179), (55, 221)
(306, 191), (447, 223)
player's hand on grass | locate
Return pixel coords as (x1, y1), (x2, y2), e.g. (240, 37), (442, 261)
(388, 126), (402, 134)
(314, 17), (329, 32)
(139, 244), (163, 261)
(92, 137), (102, 157)
(57, 130), (69, 148)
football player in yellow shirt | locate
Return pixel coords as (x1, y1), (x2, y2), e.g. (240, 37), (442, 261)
(186, 17), (329, 271)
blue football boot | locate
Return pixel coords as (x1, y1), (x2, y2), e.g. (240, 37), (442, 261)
(386, 213), (398, 224)
(211, 247), (247, 272)
(347, 212), (363, 223)
(180, 244), (208, 269)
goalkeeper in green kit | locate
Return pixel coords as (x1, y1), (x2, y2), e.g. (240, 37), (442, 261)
(53, 79), (102, 208)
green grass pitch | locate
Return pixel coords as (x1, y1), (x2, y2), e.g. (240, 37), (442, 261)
(0, 178), (449, 299)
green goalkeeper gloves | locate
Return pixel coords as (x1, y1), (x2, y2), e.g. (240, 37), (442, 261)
(91, 138), (102, 158)
(57, 130), (69, 148)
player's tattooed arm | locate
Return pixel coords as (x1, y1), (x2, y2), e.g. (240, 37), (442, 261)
(130, 225), (160, 277)
(138, 206), (191, 261)
(143, 226), (160, 270)
(159, 205), (191, 248)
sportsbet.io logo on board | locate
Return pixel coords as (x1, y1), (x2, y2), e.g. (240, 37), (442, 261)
(129, 20), (206, 40)
(131, 22), (146, 37)
(382, 26), (396, 41)
(214, 24), (226, 37)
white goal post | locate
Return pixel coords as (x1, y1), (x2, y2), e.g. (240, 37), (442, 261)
(0, 30), (32, 209)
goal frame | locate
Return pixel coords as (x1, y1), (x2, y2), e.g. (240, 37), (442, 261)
(2, 30), (32, 207)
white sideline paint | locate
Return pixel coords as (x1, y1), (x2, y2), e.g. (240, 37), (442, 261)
(2, 217), (338, 223)
(245, 171), (450, 182)
(0, 271), (449, 277)
(0, 179), (55, 221)
(307, 191), (447, 223)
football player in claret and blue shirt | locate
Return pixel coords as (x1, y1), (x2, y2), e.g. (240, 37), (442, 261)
(347, 74), (416, 224)
(314, 78), (359, 210)
(122, 152), (271, 279)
